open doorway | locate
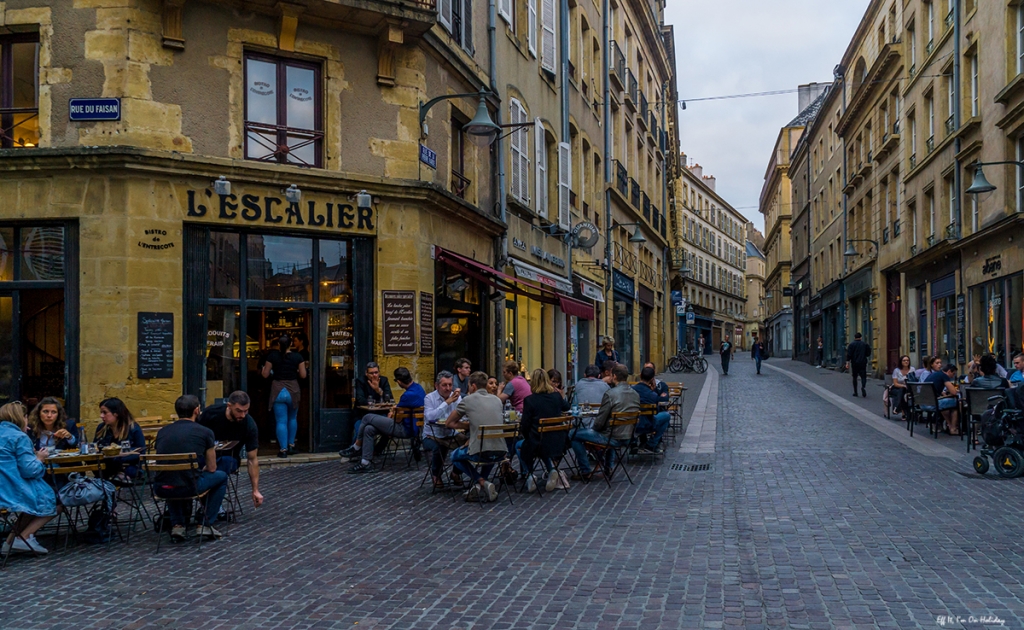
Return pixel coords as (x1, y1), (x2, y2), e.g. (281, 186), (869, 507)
(246, 308), (311, 452)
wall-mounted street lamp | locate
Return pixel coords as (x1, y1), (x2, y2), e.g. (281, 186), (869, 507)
(213, 176), (231, 196)
(964, 161), (1024, 195)
(843, 238), (879, 257)
(419, 88), (534, 145)
(616, 222), (647, 244)
(284, 184), (302, 204)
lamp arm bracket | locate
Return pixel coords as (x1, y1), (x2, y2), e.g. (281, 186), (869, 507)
(419, 90), (491, 130)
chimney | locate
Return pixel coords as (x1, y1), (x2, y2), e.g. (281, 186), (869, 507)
(797, 82), (828, 113)
(689, 163), (703, 178)
(703, 175), (716, 192)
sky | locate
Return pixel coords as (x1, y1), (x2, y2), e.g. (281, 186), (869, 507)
(664, 0), (869, 233)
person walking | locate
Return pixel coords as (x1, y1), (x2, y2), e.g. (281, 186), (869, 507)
(751, 337), (765, 375)
(720, 334), (733, 376)
(697, 336), (706, 356)
(846, 332), (871, 397)
(261, 334), (307, 458)
(815, 336), (824, 367)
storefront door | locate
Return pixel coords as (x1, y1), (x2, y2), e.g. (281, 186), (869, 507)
(246, 308), (311, 452)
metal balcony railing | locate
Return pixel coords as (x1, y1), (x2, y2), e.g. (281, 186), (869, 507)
(610, 41), (625, 88)
(451, 170), (470, 199)
(627, 70), (638, 107)
(883, 227), (890, 244)
(909, 153), (917, 169)
(614, 160), (628, 197)
(926, 233), (936, 247)
(893, 219), (901, 236)
(944, 221), (958, 239)
(639, 92), (649, 124)
(630, 178), (640, 207)
(926, 135), (935, 153)
(642, 192), (650, 220)
(910, 244), (918, 255)
(945, 116), (954, 135)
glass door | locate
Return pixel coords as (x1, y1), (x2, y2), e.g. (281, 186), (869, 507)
(246, 307), (311, 451)
(0, 295), (13, 405)
(319, 308), (355, 444)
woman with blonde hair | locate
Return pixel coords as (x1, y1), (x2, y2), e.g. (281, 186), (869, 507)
(0, 401), (57, 556)
(516, 369), (569, 493)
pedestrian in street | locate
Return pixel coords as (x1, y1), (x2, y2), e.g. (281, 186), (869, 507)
(751, 337), (765, 375)
(698, 336), (706, 356)
(846, 332), (871, 397)
(720, 334), (733, 376)
(261, 334), (307, 458)
(595, 337), (619, 372)
(815, 337), (824, 368)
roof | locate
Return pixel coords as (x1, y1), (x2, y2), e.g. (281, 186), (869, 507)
(786, 86), (829, 128)
(746, 241), (766, 259)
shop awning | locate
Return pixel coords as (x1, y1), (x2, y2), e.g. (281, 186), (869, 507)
(510, 259), (574, 294)
(559, 295), (594, 320)
(435, 248), (556, 303)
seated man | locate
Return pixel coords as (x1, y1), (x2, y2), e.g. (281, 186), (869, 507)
(924, 362), (960, 435)
(570, 364), (640, 480)
(422, 370), (464, 488)
(446, 371), (506, 502)
(342, 367), (425, 473)
(971, 355), (1010, 389)
(1010, 353), (1024, 385)
(199, 390), (264, 509)
(643, 362), (676, 397)
(632, 366), (670, 454)
(600, 362), (618, 386)
(574, 364), (610, 406)
(351, 361), (393, 439)
(155, 395), (228, 541)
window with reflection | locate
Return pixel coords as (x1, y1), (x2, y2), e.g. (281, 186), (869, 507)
(1, 34), (39, 149)
(246, 235), (313, 301)
(244, 53), (322, 167)
(318, 239), (352, 304)
(206, 305), (242, 403)
(209, 231), (241, 299)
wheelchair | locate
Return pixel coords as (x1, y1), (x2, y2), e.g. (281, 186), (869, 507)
(973, 393), (1024, 478)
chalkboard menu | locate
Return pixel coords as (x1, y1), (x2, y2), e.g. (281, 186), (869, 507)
(420, 291), (434, 355)
(382, 291), (416, 354)
(138, 312), (174, 379)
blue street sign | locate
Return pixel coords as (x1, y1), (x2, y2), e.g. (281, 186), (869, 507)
(419, 143), (437, 169)
(686, 311), (695, 325)
(69, 98), (121, 122)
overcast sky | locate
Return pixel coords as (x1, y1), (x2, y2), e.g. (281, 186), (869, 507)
(665, 0), (868, 233)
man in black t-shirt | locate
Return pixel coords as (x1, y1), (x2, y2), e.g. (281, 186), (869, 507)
(155, 395), (228, 541)
(199, 391), (264, 508)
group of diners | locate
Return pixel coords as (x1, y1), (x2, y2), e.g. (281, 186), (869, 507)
(337, 355), (677, 502)
(1, 390), (266, 557)
(887, 351), (1024, 436)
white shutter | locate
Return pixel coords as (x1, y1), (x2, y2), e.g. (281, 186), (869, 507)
(535, 118), (547, 217)
(509, 101), (522, 202)
(528, 0), (538, 57)
(498, 0), (512, 26)
(438, 0), (452, 31)
(557, 141), (571, 229)
(520, 118), (531, 204)
(541, 0), (556, 73)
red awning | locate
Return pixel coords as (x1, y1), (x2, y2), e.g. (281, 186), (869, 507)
(559, 296), (594, 320)
(435, 248), (557, 304)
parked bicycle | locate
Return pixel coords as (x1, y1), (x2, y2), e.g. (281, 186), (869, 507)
(668, 350), (708, 374)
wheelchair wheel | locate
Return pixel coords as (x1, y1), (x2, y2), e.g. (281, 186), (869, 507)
(973, 456), (989, 475)
(992, 447), (1024, 478)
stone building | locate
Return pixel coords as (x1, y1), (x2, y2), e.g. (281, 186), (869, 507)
(673, 158), (750, 353)
(0, 0), (678, 451)
(744, 237), (766, 350)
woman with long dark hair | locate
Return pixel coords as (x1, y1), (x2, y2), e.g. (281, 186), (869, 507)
(94, 397), (146, 480)
(26, 397), (78, 451)
(890, 355), (914, 417)
(261, 334), (307, 458)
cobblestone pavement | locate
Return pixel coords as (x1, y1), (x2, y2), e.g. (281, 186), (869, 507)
(2, 363), (1022, 629)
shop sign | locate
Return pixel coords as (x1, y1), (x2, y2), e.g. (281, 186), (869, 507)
(137, 312), (174, 379)
(579, 279), (605, 302)
(735, 324), (743, 336)
(419, 291), (433, 355)
(418, 144), (437, 169)
(530, 245), (565, 269)
(382, 291), (416, 354)
(69, 97), (121, 121)
(671, 290), (683, 306)
(822, 287), (842, 309)
(782, 287), (793, 297)
(686, 310), (695, 324)
(138, 228), (174, 251)
(983, 255), (1002, 276)
(613, 270), (634, 299)
(675, 305), (686, 316)
(512, 260), (573, 294)
(956, 293), (966, 363)
(512, 237), (528, 251)
(811, 307), (822, 318)
(845, 268), (873, 299)
(185, 188), (375, 233)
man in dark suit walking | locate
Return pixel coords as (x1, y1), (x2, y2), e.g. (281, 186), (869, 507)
(846, 332), (871, 397)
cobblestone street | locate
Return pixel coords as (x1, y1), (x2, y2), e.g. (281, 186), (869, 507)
(3, 363), (1023, 629)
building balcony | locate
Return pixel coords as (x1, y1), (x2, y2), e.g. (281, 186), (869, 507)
(610, 41), (626, 90)
(614, 160), (628, 197)
(882, 227), (890, 244)
(944, 221), (958, 240)
(926, 135), (935, 154)
(638, 93), (649, 130)
(909, 153), (917, 169)
(893, 219), (901, 237)
(926, 233), (936, 247)
(630, 177), (640, 208)
(200, 0), (437, 37)
(642, 192), (650, 220)
(945, 115), (955, 136)
(626, 70), (638, 112)
(877, 131), (900, 158)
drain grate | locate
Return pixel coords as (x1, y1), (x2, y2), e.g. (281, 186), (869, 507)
(673, 463), (711, 472)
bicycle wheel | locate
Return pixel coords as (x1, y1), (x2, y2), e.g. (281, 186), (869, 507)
(695, 358), (708, 374)
(668, 356), (684, 373)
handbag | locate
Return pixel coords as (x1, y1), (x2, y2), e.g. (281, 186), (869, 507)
(58, 472), (115, 508)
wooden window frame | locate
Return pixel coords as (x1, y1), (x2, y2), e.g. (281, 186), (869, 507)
(243, 52), (324, 168)
(0, 33), (40, 149)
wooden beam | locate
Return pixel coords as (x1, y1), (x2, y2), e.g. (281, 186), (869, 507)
(277, 2), (305, 52)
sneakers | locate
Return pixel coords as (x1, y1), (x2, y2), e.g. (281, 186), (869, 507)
(348, 461), (373, 474)
(545, 469), (559, 492)
(277, 449), (288, 459)
(287, 445), (298, 455)
(5, 535), (48, 555)
(525, 474), (538, 493)
(197, 525), (223, 540)
(484, 481), (498, 502)
(338, 446), (358, 458)
(170, 525), (186, 542)
(464, 484), (481, 502)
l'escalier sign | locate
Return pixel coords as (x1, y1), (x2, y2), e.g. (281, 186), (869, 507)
(69, 98), (121, 121)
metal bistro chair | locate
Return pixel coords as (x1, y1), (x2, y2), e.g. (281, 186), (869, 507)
(908, 382), (943, 438)
(379, 407), (424, 470)
(883, 374), (894, 419)
(1, 507), (39, 569)
(521, 415), (573, 497)
(633, 404), (663, 462)
(143, 453), (213, 552)
(45, 454), (112, 551)
(463, 424), (519, 506)
(964, 388), (1006, 453)
(419, 421), (469, 495)
(581, 411), (639, 487)
(664, 385), (685, 438)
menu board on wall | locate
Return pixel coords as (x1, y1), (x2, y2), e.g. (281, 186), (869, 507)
(138, 312), (174, 379)
(956, 294), (966, 363)
(382, 291), (416, 354)
(420, 291), (434, 355)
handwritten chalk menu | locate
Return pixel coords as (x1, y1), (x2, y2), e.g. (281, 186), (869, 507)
(420, 291), (434, 354)
(382, 291), (416, 354)
(137, 312), (174, 379)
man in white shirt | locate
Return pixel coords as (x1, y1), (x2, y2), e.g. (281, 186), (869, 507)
(422, 370), (463, 488)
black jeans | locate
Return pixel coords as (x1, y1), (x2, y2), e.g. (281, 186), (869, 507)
(721, 354), (731, 374)
(851, 363), (867, 392)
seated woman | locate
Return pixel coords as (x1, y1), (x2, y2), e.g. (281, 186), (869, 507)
(547, 369), (566, 400)
(93, 397), (146, 482)
(0, 402), (57, 556)
(516, 369), (569, 493)
(26, 397), (78, 452)
(890, 355), (914, 416)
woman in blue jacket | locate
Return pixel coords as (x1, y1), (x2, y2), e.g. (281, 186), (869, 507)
(0, 401), (57, 556)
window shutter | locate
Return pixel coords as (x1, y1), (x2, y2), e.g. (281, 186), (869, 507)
(528, 0), (538, 57)
(499, 0), (512, 25)
(558, 141), (571, 229)
(438, 0), (452, 31)
(519, 112), (531, 204)
(462, 0), (473, 53)
(509, 101), (522, 202)
(541, 0), (556, 73)
(535, 118), (547, 217)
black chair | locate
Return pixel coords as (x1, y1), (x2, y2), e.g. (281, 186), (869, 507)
(379, 407), (424, 471)
(907, 383), (942, 438)
(45, 455), (115, 551)
(520, 415), (572, 497)
(462, 424), (519, 506)
(142, 453), (213, 552)
(963, 388), (1006, 453)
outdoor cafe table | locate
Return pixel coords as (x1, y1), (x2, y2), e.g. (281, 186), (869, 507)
(356, 404), (396, 414)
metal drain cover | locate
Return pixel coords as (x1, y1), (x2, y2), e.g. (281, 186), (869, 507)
(673, 463), (711, 472)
